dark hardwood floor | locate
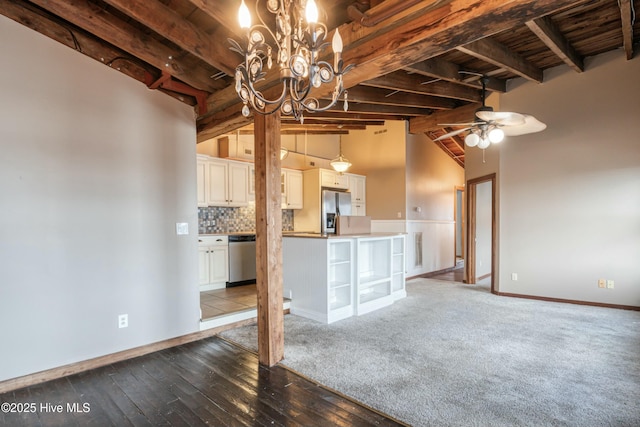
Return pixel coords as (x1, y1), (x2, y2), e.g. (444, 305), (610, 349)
(0, 337), (406, 426)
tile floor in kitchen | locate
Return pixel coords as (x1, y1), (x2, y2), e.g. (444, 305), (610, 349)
(200, 283), (258, 320)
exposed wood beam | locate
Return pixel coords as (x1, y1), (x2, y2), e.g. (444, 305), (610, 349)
(362, 71), (482, 102)
(404, 59), (507, 92)
(280, 129), (350, 135)
(185, 0), (240, 36)
(101, 0), (240, 76)
(279, 119), (385, 126)
(254, 111), (285, 367)
(456, 38), (544, 83)
(618, 0), (635, 60)
(282, 111), (403, 122)
(327, 102), (434, 116)
(27, 0), (220, 92)
(526, 17), (584, 72)
(338, 86), (457, 110)
(197, 104), (252, 142)
(409, 103), (480, 133)
(201, 0), (585, 137)
(0, 0), (147, 82)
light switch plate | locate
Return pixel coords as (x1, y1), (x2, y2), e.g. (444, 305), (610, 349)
(176, 222), (189, 235)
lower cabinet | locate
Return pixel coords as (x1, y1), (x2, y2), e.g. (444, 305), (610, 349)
(283, 234), (405, 324)
(198, 236), (229, 291)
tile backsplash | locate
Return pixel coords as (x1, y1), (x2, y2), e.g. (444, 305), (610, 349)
(198, 205), (294, 234)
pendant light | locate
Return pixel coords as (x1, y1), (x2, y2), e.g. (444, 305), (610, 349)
(330, 137), (351, 173)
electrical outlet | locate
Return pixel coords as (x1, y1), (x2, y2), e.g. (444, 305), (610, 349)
(511, 273), (518, 281)
(118, 314), (128, 328)
(598, 279), (606, 288)
(606, 280), (614, 289)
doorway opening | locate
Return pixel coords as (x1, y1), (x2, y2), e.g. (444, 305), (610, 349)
(454, 186), (465, 269)
(466, 174), (496, 293)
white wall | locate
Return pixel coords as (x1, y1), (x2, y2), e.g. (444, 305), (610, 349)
(497, 50), (640, 305)
(0, 16), (200, 381)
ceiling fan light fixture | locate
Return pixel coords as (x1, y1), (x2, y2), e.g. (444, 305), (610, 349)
(465, 132), (480, 147)
(488, 127), (505, 143)
(477, 137), (491, 150)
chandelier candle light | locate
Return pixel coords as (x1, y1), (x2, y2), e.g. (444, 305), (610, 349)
(230, 0), (352, 122)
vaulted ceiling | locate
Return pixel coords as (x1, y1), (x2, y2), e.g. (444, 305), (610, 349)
(3, 0), (638, 167)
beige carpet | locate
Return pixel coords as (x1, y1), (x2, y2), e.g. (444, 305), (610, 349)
(221, 278), (640, 427)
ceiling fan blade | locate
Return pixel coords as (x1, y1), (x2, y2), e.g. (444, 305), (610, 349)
(503, 115), (547, 136)
(434, 127), (471, 141)
(476, 110), (525, 126)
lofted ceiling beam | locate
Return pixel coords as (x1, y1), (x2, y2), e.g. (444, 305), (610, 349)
(361, 71), (482, 102)
(404, 58), (507, 92)
(456, 38), (544, 83)
(409, 103), (480, 134)
(26, 0), (220, 92)
(338, 86), (457, 110)
(100, 0), (241, 76)
(618, 0), (635, 60)
(526, 17), (584, 72)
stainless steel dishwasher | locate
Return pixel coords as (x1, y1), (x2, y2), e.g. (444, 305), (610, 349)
(227, 234), (256, 287)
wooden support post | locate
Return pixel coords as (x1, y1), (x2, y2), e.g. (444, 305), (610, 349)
(253, 111), (284, 366)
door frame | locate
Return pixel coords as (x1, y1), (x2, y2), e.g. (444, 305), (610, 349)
(454, 185), (465, 265)
(465, 173), (496, 293)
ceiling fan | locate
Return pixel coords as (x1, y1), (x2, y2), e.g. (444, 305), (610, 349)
(435, 74), (546, 149)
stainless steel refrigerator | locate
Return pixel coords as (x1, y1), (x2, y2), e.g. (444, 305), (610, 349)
(321, 189), (352, 234)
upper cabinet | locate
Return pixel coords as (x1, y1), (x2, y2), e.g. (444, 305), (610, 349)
(320, 169), (349, 190)
(197, 156), (249, 207)
(217, 134), (254, 161)
(347, 173), (366, 204)
(283, 169), (303, 209)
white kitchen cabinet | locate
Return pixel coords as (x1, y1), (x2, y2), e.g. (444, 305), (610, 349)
(283, 237), (354, 323)
(347, 173), (366, 203)
(283, 169), (303, 209)
(347, 173), (366, 216)
(198, 157), (249, 207)
(198, 236), (229, 291)
(283, 234), (405, 323)
(320, 169), (349, 189)
(217, 134), (254, 161)
(196, 155), (208, 207)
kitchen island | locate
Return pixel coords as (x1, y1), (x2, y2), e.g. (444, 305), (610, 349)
(283, 233), (406, 324)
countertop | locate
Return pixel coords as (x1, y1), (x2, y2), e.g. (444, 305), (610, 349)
(199, 231), (405, 239)
(282, 232), (405, 239)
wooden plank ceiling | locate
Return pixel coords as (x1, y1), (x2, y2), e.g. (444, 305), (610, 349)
(3, 0), (638, 167)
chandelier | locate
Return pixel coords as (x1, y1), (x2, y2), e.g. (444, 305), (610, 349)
(229, 0), (352, 122)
